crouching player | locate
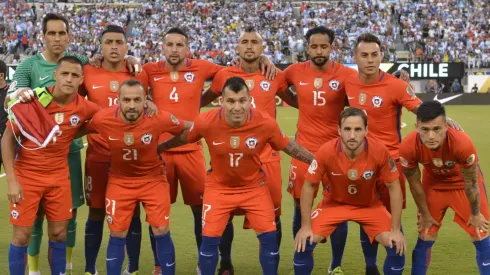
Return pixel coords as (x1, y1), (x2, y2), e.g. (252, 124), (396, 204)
(85, 79), (191, 275)
(159, 76), (314, 275)
(399, 101), (489, 275)
(294, 107), (406, 275)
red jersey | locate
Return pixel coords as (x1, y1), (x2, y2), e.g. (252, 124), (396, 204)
(345, 71), (421, 159)
(187, 108), (290, 189)
(210, 65), (288, 163)
(285, 61), (357, 152)
(143, 59), (223, 152)
(10, 92), (99, 186)
(399, 128), (483, 190)
(305, 136), (399, 206)
(87, 106), (185, 183)
(83, 64), (149, 162)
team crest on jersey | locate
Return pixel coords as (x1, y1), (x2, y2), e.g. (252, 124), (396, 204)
(329, 80), (340, 91)
(362, 170), (375, 180)
(124, 133), (134, 145)
(400, 157), (409, 167)
(170, 114), (180, 125)
(432, 158), (443, 167)
(260, 80), (271, 92)
(314, 78), (323, 89)
(141, 133), (153, 145)
(54, 112), (64, 125)
(445, 160), (456, 167)
(288, 181), (294, 190)
(245, 137), (258, 149)
(11, 209), (19, 220)
(389, 157), (397, 172)
(110, 80), (119, 92)
(107, 215), (113, 224)
(359, 93), (367, 105)
(69, 114), (80, 127)
(406, 85), (416, 99)
(348, 169), (358, 180)
(372, 96), (383, 108)
(184, 72), (195, 83)
(308, 160), (318, 175)
(467, 154), (476, 165)
(245, 79), (255, 90)
(230, 136), (240, 149)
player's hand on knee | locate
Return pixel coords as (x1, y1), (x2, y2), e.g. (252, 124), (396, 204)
(7, 181), (23, 205)
(418, 214), (440, 239)
(13, 88), (35, 103)
(294, 226), (314, 253)
(145, 100), (158, 117)
(468, 213), (489, 240)
(388, 230), (406, 256)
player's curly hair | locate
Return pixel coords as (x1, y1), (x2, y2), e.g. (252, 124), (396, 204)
(339, 107), (367, 128)
(416, 101), (446, 123)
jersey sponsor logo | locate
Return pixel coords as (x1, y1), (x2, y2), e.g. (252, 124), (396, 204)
(400, 157), (409, 167)
(467, 154), (476, 165)
(212, 141), (224, 145)
(445, 160), (456, 167)
(310, 208), (322, 219)
(348, 169), (358, 180)
(372, 96), (383, 108)
(329, 80), (340, 91)
(362, 170), (375, 180)
(10, 209), (19, 220)
(109, 136), (119, 141)
(141, 133), (153, 145)
(406, 85), (416, 99)
(170, 114), (180, 125)
(307, 159), (318, 174)
(153, 77), (164, 81)
(245, 79), (254, 90)
(432, 158), (443, 167)
(260, 80), (271, 92)
(299, 81), (308, 86)
(92, 85), (104, 89)
(124, 133), (134, 145)
(69, 114), (81, 127)
(184, 72), (195, 83)
(107, 215), (113, 224)
(314, 78), (323, 89)
(359, 93), (367, 105)
(55, 112), (64, 125)
(245, 137), (258, 149)
(110, 81), (119, 92)
(39, 75), (49, 81)
(230, 136), (240, 149)
(389, 157), (397, 172)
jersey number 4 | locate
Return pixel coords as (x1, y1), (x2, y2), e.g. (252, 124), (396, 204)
(169, 87), (179, 102)
(229, 153), (243, 167)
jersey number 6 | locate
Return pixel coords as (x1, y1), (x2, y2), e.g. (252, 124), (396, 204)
(348, 184), (358, 195)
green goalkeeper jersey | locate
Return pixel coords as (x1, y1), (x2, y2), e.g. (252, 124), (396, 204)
(8, 52), (89, 152)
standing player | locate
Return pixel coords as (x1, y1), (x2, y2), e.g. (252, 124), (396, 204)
(0, 60), (9, 168)
(143, 27), (276, 274)
(85, 79), (191, 275)
(5, 14), (140, 275)
(81, 25), (152, 275)
(284, 26), (357, 274)
(399, 101), (489, 274)
(294, 107), (406, 275)
(3, 56), (100, 275)
(203, 26), (297, 273)
(158, 77), (314, 275)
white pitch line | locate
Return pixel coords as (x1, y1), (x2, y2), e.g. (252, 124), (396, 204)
(0, 142), (88, 179)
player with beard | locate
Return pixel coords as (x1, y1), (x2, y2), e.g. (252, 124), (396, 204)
(283, 26), (356, 274)
(142, 27), (276, 275)
(201, 26), (297, 275)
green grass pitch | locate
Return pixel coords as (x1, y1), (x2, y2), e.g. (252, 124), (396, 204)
(0, 106), (488, 274)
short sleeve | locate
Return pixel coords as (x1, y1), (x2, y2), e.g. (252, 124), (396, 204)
(265, 118), (289, 151)
(85, 111), (102, 134)
(399, 134), (419, 170)
(274, 71), (289, 94)
(5, 120), (21, 136)
(209, 70), (226, 95)
(394, 80), (422, 112)
(82, 99), (101, 121)
(135, 69), (150, 93)
(186, 115), (205, 143)
(304, 146), (327, 185)
(378, 145), (400, 184)
(203, 60), (225, 80)
(157, 111), (185, 136)
(283, 64), (295, 85)
(454, 133), (478, 169)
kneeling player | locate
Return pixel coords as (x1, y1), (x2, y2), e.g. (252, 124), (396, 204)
(86, 79), (191, 275)
(294, 107), (406, 275)
(400, 101), (489, 275)
(159, 77), (314, 275)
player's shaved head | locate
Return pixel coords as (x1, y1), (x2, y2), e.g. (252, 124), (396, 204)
(118, 79), (146, 123)
(416, 101), (448, 150)
(222, 77), (251, 127)
(239, 26), (264, 43)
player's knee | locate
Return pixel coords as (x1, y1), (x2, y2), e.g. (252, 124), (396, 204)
(151, 225), (169, 236)
(110, 230), (128, 238)
(11, 226), (31, 246)
(419, 232), (438, 241)
(88, 207), (106, 221)
(47, 222), (68, 242)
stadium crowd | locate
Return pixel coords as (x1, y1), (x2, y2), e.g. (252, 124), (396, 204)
(1, 0), (489, 66)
